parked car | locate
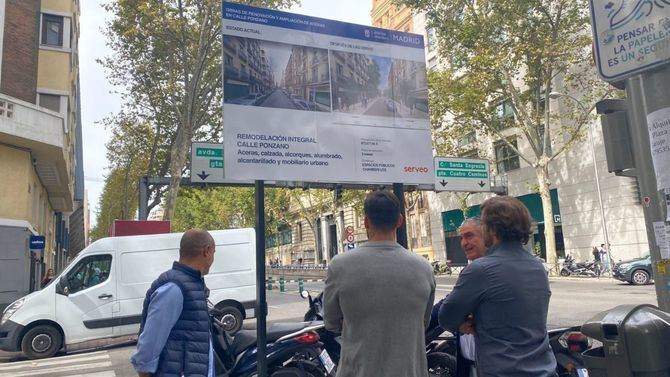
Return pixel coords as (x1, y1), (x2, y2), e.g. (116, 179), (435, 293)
(612, 254), (653, 285)
(228, 92), (262, 105)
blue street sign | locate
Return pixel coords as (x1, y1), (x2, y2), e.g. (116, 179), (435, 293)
(30, 235), (46, 250)
(347, 243), (356, 250)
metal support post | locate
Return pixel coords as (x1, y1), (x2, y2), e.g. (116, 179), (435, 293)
(393, 183), (408, 248)
(255, 180), (268, 376)
(138, 176), (148, 220)
(625, 71), (670, 312)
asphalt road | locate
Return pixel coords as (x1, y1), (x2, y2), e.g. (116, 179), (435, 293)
(363, 97), (400, 118)
(0, 276), (657, 376)
(257, 90), (300, 110)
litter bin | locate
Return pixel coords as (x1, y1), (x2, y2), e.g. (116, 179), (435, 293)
(580, 304), (670, 377)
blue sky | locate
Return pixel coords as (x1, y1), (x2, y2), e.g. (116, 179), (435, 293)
(80, 1), (373, 224)
(371, 56), (392, 91)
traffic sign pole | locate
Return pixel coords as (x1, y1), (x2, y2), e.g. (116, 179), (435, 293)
(625, 71), (670, 312)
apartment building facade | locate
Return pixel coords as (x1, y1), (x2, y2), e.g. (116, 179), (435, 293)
(0, 0), (84, 305)
(371, 0), (413, 33)
(223, 35), (275, 99)
(283, 46), (331, 110)
(409, 10), (649, 264)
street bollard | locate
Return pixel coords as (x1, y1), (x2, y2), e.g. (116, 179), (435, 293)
(298, 277), (304, 293)
(279, 276), (285, 292)
(267, 277), (273, 291)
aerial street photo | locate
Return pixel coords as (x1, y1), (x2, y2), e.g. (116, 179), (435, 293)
(224, 35), (332, 112)
(330, 51), (429, 119)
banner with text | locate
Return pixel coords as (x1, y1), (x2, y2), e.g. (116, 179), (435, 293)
(222, 2), (432, 184)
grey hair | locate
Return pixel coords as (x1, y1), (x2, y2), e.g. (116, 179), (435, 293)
(459, 217), (482, 231)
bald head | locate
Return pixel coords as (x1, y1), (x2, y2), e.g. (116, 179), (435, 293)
(180, 229), (215, 260)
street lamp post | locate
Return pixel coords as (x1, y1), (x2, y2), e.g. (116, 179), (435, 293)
(549, 92), (611, 262)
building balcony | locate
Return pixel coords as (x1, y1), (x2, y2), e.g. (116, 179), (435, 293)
(223, 36), (237, 52)
(0, 94), (74, 211)
(225, 65), (240, 79)
(238, 49), (248, 62)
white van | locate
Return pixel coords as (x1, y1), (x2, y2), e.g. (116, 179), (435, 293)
(0, 228), (256, 359)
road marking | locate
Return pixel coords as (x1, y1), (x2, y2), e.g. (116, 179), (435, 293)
(0, 361), (112, 377)
(0, 352), (109, 370)
(63, 371), (116, 377)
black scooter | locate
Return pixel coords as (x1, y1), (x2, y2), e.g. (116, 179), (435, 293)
(560, 255), (597, 277)
(210, 306), (330, 377)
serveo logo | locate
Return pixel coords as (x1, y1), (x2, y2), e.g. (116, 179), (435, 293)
(404, 166), (429, 173)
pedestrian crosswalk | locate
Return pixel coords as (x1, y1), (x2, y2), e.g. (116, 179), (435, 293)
(0, 350), (116, 377)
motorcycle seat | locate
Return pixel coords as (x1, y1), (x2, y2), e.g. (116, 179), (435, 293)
(229, 322), (313, 355)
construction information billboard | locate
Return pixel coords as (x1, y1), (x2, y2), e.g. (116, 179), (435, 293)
(222, 2), (432, 184)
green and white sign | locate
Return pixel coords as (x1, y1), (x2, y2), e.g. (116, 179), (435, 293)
(191, 142), (225, 183)
(434, 157), (491, 192)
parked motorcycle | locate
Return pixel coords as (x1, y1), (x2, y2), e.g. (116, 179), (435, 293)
(432, 261), (452, 275)
(211, 306), (331, 376)
(560, 255), (597, 277)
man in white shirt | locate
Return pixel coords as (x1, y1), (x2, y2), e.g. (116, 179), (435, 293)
(455, 217), (487, 377)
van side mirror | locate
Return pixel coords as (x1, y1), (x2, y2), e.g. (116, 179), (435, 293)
(56, 276), (69, 296)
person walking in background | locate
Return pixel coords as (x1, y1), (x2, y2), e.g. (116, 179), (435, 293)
(41, 268), (55, 288)
(592, 245), (603, 277)
(323, 190), (435, 377)
(130, 229), (217, 377)
(599, 243), (610, 274)
(439, 196), (556, 377)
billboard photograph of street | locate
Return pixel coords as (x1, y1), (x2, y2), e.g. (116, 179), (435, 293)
(224, 35), (332, 112)
(330, 51), (429, 119)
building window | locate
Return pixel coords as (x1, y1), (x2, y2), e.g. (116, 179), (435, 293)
(493, 100), (514, 130)
(38, 93), (61, 113)
(420, 212), (430, 246)
(427, 28), (437, 52)
(460, 149), (480, 159)
(297, 222), (303, 242)
(495, 138), (521, 173)
(457, 131), (476, 147)
(410, 214), (418, 249)
(42, 14), (64, 47)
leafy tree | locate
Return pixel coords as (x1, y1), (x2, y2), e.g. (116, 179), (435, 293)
(172, 187), (291, 237)
(100, 0), (299, 220)
(402, 0), (614, 273)
(91, 117), (155, 240)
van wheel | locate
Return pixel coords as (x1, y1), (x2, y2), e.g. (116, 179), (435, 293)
(21, 325), (62, 359)
(217, 306), (243, 334)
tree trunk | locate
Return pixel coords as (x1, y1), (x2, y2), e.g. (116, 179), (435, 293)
(536, 164), (558, 276)
(163, 125), (191, 220)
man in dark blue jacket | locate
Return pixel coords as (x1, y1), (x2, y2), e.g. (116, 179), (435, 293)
(439, 196), (556, 377)
(131, 229), (217, 377)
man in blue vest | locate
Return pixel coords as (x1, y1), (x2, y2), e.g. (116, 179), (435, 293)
(131, 229), (217, 377)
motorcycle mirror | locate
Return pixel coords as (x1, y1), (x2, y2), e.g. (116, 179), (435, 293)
(300, 290), (309, 299)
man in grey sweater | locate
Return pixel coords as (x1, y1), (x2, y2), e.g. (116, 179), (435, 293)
(439, 196), (556, 377)
(323, 190), (435, 377)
